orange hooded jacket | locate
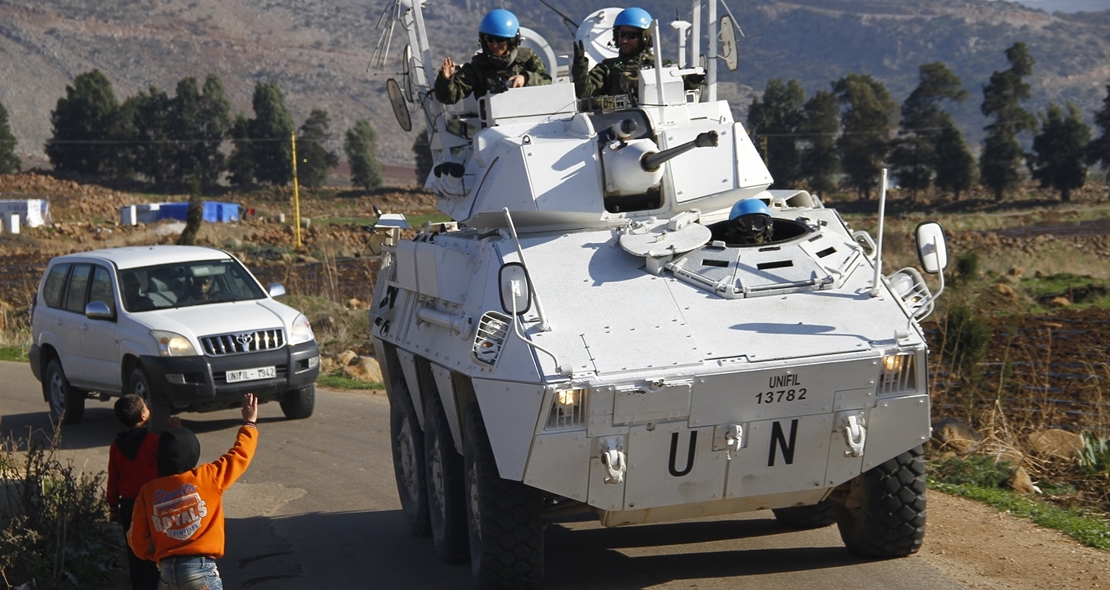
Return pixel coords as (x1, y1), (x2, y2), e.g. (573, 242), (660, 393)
(128, 425), (257, 561)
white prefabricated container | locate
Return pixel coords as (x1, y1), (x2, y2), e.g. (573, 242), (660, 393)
(120, 205), (138, 226)
(0, 199), (49, 228)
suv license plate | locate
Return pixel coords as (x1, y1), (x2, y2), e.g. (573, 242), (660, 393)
(226, 366), (276, 383)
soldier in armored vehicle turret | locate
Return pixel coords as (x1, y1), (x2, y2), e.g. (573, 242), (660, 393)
(717, 198), (775, 245)
(572, 6), (654, 102)
(434, 9), (551, 105)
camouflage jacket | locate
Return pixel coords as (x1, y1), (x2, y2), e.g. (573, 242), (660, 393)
(434, 48), (551, 105)
(571, 50), (654, 101)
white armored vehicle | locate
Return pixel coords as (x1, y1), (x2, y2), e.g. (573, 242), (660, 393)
(370, 2), (949, 587)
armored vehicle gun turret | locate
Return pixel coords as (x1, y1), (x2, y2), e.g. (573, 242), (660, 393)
(370, 2), (950, 588)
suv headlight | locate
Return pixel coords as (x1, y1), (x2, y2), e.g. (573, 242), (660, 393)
(151, 330), (198, 357)
(289, 315), (315, 345)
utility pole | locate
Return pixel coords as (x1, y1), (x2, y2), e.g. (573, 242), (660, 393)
(291, 132), (302, 248)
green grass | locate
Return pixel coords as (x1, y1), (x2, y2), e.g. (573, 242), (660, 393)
(0, 345), (28, 362)
(1020, 273), (1110, 310)
(928, 456), (1110, 551)
(316, 371), (383, 391)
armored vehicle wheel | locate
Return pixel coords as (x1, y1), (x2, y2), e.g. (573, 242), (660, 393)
(834, 446), (926, 558)
(772, 499), (836, 529)
(425, 391), (469, 563)
(463, 403), (544, 589)
(280, 383), (316, 419)
(130, 367), (171, 433)
(389, 376), (431, 537)
(45, 358), (84, 425)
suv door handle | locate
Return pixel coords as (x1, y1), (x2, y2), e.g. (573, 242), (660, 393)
(82, 324), (90, 331)
(55, 319), (63, 326)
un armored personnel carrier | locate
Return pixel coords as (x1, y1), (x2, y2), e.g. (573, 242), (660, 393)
(369, 2), (949, 587)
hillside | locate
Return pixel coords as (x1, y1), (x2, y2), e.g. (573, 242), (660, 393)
(1, 0), (1109, 170)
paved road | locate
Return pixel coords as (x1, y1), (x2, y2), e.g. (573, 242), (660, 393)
(0, 360), (968, 589)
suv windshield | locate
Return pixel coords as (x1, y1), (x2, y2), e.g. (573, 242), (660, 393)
(118, 258), (266, 311)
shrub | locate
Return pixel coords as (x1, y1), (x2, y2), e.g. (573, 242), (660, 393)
(1079, 432), (1110, 476)
(0, 430), (116, 589)
(942, 304), (993, 387)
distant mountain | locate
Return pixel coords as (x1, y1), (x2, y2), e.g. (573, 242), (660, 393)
(1, 0), (1109, 169)
(1010, 0), (1110, 13)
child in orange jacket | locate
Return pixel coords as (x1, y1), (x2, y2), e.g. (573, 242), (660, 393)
(107, 394), (173, 590)
(128, 393), (258, 589)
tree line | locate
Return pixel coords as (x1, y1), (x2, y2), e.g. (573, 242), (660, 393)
(748, 42), (1110, 202)
(3, 42), (1110, 201)
(0, 70), (383, 193)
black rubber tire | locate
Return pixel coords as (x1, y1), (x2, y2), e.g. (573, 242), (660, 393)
(130, 367), (171, 434)
(280, 383), (316, 419)
(773, 499), (837, 529)
(463, 403), (544, 590)
(389, 376), (431, 537)
(834, 446), (927, 558)
(425, 390), (469, 563)
(44, 358), (84, 425)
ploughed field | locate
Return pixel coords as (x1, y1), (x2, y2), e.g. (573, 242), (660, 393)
(927, 308), (1110, 434)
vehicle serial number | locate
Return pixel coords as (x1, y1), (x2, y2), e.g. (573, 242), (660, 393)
(226, 366), (276, 383)
(755, 388), (807, 404)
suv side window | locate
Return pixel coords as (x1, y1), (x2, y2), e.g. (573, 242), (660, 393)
(89, 265), (116, 317)
(63, 264), (92, 313)
(43, 263), (70, 308)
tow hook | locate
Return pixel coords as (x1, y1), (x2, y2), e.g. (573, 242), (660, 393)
(598, 436), (627, 484)
(713, 424), (744, 460)
(837, 412), (867, 457)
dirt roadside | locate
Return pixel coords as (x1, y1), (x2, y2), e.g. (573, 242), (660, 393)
(923, 492), (1110, 589)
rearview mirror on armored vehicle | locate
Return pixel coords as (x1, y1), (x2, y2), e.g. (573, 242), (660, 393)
(915, 221), (948, 275)
(387, 78), (412, 132)
(403, 44), (415, 102)
(499, 262), (532, 315)
(719, 15), (738, 72)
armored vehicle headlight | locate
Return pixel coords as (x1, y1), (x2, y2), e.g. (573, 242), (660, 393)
(879, 353), (916, 395)
(151, 330), (198, 357)
(546, 387), (588, 430)
(556, 389), (581, 407)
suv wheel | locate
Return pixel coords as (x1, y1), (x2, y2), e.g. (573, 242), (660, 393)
(130, 367), (171, 433)
(45, 358), (84, 425)
(280, 383), (316, 419)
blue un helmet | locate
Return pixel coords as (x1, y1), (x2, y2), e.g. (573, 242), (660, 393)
(479, 9), (521, 50)
(612, 7), (653, 48)
(614, 6), (652, 29)
(728, 198), (773, 244)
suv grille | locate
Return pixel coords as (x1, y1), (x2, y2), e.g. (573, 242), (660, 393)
(201, 329), (285, 356)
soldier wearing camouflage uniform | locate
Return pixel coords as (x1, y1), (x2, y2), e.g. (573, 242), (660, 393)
(572, 7), (655, 102)
(435, 9), (551, 105)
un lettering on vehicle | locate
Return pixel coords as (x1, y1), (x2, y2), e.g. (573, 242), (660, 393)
(620, 422), (724, 510)
(725, 414), (838, 498)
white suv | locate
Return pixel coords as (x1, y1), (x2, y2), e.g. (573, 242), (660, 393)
(29, 245), (320, 428)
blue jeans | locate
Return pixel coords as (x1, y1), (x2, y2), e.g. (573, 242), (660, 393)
(158, 556), (223, 590)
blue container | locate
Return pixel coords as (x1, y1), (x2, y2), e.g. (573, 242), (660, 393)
(155, 201), (241, 223)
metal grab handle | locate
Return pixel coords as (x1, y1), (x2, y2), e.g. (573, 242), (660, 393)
(598, 437), (627, 485)
(840, 414), (866, 458)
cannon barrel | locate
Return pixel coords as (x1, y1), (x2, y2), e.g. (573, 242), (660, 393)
(640, 131), (719, 172)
